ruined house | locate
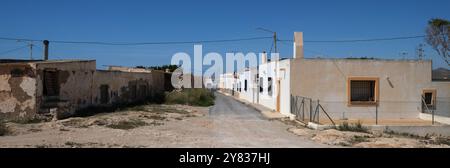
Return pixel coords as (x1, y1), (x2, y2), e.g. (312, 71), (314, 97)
(0, 59), (165, 120)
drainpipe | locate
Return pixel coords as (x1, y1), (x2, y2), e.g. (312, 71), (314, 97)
(43, 40), (49, 60)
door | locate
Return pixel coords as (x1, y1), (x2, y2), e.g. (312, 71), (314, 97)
(100, 85), (109, 104)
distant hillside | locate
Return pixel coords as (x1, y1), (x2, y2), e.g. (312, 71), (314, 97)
(433, 68), (450, 81)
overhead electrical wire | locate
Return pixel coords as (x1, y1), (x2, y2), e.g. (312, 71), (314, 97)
(0, 45), (29, 56)
(0, 36), (273, 46)
(278, 35), (425, 43)
(0, 34), (426, 46)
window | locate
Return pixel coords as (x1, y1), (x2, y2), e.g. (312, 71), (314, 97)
(259, 77), (263, 93)
(244, 80), (247, 92)
(268, 77), (273, 96)
(347, 77), (379, 105)
(422, 89), (436, 108)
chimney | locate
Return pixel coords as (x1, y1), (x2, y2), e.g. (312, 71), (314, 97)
(293, 32), (304, 59)
(43, 40), (49, 60)
(261, 51), (268, 64)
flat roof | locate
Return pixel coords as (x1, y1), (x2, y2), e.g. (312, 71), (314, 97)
(0, 59), (95, 64)
(303, 57), (432, 62)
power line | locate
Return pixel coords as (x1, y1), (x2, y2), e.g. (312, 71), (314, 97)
(0, 35), (426, 46)
(0, 45), (29, 56)
(0, 36), (273, 46)
(279, 35), (425, 43)
(279, 40), (328, 56)
(0, 37), (41, 42)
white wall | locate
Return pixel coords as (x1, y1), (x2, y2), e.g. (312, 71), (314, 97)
(257, 59), (291, 115)
(279, 60), (291, 116)
(237, 68), (258, 103)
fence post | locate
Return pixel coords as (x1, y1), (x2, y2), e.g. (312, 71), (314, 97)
(290, 95), (293, 118)
(432, 109), (435, 125)
(317, 99), (320, 123)
(302, 98), (305, 121)
(375, 105), (378, 125)
(309, 99), (312, 122)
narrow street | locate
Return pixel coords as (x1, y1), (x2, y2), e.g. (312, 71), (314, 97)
(207, 93), (328, 147)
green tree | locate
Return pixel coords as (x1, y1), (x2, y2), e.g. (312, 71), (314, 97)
(425, 18), (450, 66)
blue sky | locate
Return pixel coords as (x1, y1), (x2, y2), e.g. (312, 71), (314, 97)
(0, 0), (449, 70)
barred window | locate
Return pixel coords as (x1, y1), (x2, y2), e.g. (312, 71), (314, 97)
(422, 89), (436, 107)
(348, 77), (378, 105)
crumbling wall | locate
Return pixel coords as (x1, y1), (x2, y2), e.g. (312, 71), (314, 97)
(35, 61), (96, 117)
(92, 70), (165, 106)
(152, 70), (165, 92)
(0, 63), (37, 120)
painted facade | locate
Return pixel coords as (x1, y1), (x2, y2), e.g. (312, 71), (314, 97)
(218, 32), (449, 122)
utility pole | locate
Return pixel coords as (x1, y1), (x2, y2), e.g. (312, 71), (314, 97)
(416, 43), (425, 60)
(28, 43), (33, 60)
(17, 40), (34, 60)
(273, 32), (277, 53)
(256, 27), (277, 53)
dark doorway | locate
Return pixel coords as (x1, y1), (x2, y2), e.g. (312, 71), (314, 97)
(43, 69), (59, 97)
(100, 85), (109, 104)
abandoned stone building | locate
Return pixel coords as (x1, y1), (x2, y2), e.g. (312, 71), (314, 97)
(0, 59), (165, 120)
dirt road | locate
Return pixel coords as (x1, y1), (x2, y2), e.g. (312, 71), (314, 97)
(207, 93), (329, 147)
(0, 93), (329, 148)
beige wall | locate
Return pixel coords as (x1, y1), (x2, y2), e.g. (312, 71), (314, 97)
(1, 60), (166, 120)
(35, 61), (96, 116)
(431, 81), (450, 117)
(290, 58), (432, 119)
(0, 63), (37, 120)
(92, 70), (165, 105)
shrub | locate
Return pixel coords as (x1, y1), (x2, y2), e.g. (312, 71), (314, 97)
(0, 121), (9, 136)
(11, 116), (47, 124)
(106, 119), (147, 130)
(337, 121), (370, 133)
(165, 89), (215, 107)
(350, 135), (371, 144)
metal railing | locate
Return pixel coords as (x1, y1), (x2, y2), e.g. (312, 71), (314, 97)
(291, 95), (335, 125)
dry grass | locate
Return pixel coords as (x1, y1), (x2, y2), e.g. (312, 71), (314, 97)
(105, 119), (147, 130)
(0, 121), (9, 136)
(337, 121), (370, 133)
(165, 89), (215, 107)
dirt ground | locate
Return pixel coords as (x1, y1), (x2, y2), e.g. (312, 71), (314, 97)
(0, 104), (211, 148)
(1, 101), (449, 148)
(286, 123), (450, 148)
(0, 100), (329, 148)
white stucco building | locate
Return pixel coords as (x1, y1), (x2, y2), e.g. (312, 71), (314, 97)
(218, 32), (450, 124)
